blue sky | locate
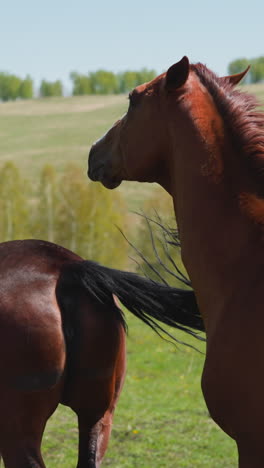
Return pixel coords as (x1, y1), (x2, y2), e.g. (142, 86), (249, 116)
(1, 0), (263, 91)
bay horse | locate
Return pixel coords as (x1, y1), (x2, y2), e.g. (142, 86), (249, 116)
(0, 238), (203, 467)
(88, 56), (264, 467)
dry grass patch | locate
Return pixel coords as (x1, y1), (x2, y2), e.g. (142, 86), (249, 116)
(0, 95), (126, 116)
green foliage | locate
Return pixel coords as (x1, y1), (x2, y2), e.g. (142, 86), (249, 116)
(33, 165), (59, 242)
(0, 162), (31, 240)
(89, 70), (119, 94)
(137, 67), (157, 84)
(0, 162), (129, 268)
(0, 72), (21, 101)
(19, 75), (33, 99)
(40, 79), (63, 97)
(251, 58), (264, 84)
(0, 67), (157, 100)
(69, 68), (157, 95)
(0, 72), (33, 101)
(70, 72), (92, 95)
(118, 69), (156, 93)
(53, 164), (128, 266)
(119, 71), (139, 93)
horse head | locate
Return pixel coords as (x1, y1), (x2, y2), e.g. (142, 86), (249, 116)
(88, 57), (248, 194)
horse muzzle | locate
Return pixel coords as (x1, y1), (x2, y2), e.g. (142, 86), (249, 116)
(88, 145), (122, 189)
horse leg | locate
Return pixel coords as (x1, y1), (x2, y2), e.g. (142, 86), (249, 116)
(61, 297), (126, 468)
(237, 441), (264, 468)
(1, 427), (46, 468)
(76, 367), (125, 468)
(0, 300), (66, 468)
(96, 337), (126, 466)
(0, 382), (63, 468)
(73, 332), (126, 468)
(2, 448), (45, 468)
(76, 414), (102, 468)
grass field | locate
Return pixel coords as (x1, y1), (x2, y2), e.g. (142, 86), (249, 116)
(0, 93), (158, 210)
(1, 83), (264, 467)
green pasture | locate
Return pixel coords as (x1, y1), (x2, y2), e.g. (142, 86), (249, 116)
(1, 84), (264, 466)
(0, 95), (125, 172)
(0, 94), (156, 210)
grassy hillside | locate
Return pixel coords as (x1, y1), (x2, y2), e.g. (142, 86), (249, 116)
(1, 84), (264, 466)
(0, 95), (125, 172)
(0, 94), (161, 210)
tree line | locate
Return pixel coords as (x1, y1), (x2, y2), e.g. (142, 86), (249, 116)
(70, 68), (156, 95)
(0, 68), (157, 101)
(228, 56), (264, 83)
(0, 73), (33, 101)
(2, 57), (264, 102)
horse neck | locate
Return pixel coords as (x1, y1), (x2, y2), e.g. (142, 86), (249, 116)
(167, 111), (263, 333)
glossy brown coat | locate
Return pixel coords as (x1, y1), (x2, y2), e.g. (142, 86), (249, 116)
(0, 240), (126, 468)
(88, 56), (264, 467)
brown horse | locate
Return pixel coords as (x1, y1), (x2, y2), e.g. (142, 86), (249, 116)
(0, 238), (203, 467)
(88, 56), (264, 467)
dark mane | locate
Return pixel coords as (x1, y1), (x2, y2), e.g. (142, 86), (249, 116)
(191, 63), (264, 195)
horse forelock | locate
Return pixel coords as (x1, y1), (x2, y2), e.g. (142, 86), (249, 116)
(191, 62), (264, 205)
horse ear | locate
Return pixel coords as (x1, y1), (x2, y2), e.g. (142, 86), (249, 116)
(165, 56), (190, 90)
(220, 66), (250, 86)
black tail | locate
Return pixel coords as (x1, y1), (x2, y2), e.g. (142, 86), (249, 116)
(56, 260), (205, 347)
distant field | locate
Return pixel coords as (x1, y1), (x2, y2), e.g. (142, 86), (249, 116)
(0, 94), (125, 173)
(243, 82), (264, 102)
(1, 84), (263, 466)
(1, 81), (263, 208)
(0, 93), (160, 210)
